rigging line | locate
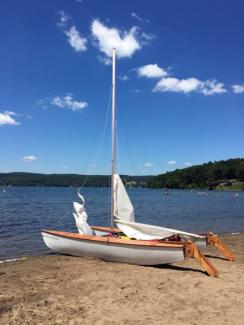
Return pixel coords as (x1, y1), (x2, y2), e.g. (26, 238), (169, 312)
(78, 87), (112, 190)
(55, 210), (71, 224)
(96, 87), (112, 157)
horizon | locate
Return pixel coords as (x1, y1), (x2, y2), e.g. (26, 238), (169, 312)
(1, 0), (244, 175)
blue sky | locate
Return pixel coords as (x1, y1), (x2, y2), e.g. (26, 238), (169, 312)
(0, 0), (244, 175)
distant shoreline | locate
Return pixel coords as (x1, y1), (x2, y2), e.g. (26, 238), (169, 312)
(0, 172), (151, 188)
(1, 157), (244, 190)
(1, 184), (244, 191)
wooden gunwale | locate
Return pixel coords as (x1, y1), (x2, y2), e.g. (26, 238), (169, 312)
(42, 230), (184, 248)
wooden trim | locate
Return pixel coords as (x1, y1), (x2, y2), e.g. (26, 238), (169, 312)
(42, 229), (184, 248)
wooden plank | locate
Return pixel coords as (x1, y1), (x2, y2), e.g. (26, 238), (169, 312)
(207, 233), (235, 262)
(185, 241), (219, 277)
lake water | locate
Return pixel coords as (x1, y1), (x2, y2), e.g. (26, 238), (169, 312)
(0, 186), (244, 261)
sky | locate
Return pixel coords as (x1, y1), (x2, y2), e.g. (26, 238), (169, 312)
(0, 0), (244, 175)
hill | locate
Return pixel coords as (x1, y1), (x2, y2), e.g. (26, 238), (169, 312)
(148, 158), (244, 190)
(0, 172), (151, 188)
(1, 159), (244, 190)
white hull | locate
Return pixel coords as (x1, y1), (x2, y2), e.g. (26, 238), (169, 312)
(42, 230), (185, 265)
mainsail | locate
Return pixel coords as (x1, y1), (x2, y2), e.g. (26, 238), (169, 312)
(113, 174), (135, 223)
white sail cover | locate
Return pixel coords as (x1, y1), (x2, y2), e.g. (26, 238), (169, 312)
(114, 174), (135, 223)
(73, 202), (94, 235)
(115, 219), (205, 241)
(73, 202), (88, 221)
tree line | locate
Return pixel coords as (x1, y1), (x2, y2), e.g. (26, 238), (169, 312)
(1, 158), (244, 189)
(0, 172), (151, 188)
(148, 158), (244, 189)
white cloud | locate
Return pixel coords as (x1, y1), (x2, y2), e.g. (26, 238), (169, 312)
(137, 64), (168, 78)
(232, 84), (244, 94)
(154, 77), (201, 93)
(64, 26), (87, 52)
(57, 10), (71, 28)
(97, 55), (111, 65)
(4, 110), (16, 116)
(119, 75), (129, 81)
(131, 12), (143, 23)
(141, 32), (156, 42)
(144, 162), (153, 167)
(201, 80), (227, 95)
(131, 12), (150, 23)
(51, 94), (88, 111)
(91, 19), (141, 59)
(57, 11), (87, 53)
(153, 77), (226, 95)
(185, 162), (193, 167)
(22, 155), (38, 162)
(36, 99), (48, 109)
(167, 160), (176, 165)
(0, 111), (19, 126)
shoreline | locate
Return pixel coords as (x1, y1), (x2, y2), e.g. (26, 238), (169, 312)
(2, 184), (244, 191)
(1, 233), (244, 324)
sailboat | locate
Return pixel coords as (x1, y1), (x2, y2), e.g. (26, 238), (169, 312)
(42, 49), (221, 276)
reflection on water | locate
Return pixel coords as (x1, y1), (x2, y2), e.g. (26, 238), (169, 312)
(0, 186), (243, 260)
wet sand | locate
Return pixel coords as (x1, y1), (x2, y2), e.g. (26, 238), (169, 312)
(0, 234), (244, 325)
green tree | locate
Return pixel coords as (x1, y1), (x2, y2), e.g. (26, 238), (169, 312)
(236, 164), (244, 181)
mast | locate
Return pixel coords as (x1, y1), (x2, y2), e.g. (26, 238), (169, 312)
(110, 48), (116, 227)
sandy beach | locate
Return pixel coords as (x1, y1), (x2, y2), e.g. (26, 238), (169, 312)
(0, 233), (244, 325)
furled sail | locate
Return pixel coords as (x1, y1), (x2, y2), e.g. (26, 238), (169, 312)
(113, 174), (135, 223)
(73, 200), (94, 235)
(115, 219), (205, 241)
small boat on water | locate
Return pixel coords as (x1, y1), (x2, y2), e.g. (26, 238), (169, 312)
(42, 49), (234, 276)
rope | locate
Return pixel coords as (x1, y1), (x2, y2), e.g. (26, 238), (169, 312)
(55, 210), (71, 225)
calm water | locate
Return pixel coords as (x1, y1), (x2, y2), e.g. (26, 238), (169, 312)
(0, 186), (244, 260)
